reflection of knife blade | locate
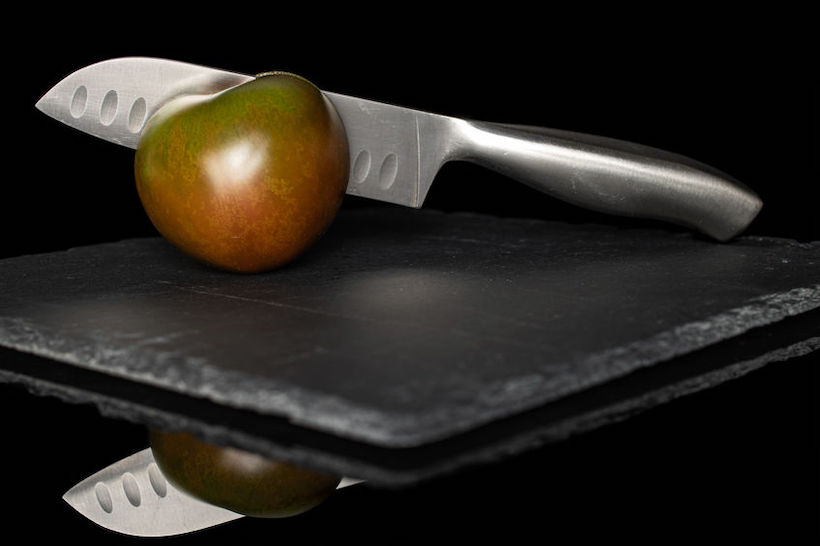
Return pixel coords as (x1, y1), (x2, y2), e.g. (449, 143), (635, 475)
(62, 448), (362, 537)
(35, 57), (762, 241)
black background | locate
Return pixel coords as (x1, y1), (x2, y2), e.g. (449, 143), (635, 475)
(2, 11), (817, 543)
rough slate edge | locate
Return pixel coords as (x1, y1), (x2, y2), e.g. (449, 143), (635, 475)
(1, 309), (817, 487)
(0, 211), (819, 449)
(1, 278), (819, 449)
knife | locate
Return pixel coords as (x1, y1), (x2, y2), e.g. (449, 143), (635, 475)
(62, 447), (363, 537)
(36, 57), (762, 241)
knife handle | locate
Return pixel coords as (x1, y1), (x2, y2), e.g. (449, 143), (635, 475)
(449, 120), (762, 241)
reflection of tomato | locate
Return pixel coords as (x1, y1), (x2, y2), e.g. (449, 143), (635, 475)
(134, 72), (349, 273)
(149, 429), (341, 518)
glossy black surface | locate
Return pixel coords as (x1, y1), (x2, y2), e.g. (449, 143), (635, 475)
(2, 353), (817, 542)
(5, 14), (817, 543)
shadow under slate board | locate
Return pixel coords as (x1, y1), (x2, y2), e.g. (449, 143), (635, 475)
(0, 207), (818, 486)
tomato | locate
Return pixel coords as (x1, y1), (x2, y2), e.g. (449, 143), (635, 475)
(134, 72), (349, 273)
(149, 429), (341, 518)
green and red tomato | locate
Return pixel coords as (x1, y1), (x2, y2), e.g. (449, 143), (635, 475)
(134, 72), (349, 273)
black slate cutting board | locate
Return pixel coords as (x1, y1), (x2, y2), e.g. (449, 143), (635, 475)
(0, 207), (818, 477)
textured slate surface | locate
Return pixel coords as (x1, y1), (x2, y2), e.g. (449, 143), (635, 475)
(0, 207), (818, 449)
(2, 312), (817, 486)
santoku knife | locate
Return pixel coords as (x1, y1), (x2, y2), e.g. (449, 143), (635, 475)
(62, 447), (363, 537)
(36, 57), (762, 241)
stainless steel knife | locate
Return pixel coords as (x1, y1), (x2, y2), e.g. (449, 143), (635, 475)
(36, 57), (762, 241)
(62, 447), (363, 537)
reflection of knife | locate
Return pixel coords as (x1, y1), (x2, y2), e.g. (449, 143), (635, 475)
(63, 448), (363, 537)
(36, 57), (761, 241)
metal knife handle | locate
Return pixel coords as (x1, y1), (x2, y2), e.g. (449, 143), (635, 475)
(449, 120), (762, 241)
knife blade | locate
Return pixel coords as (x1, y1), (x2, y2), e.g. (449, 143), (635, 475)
(35, 57), (762, 241)
(62, 447), (363, 537)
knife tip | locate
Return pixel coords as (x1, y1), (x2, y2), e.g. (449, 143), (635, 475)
(34, 90), (58, 119)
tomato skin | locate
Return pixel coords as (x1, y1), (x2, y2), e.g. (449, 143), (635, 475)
(149, 429), (342, 518)
(134, 73), (349, 273)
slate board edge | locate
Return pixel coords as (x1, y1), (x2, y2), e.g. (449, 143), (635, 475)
(1, 335), (817, 487)
(1, 282), (819, 448)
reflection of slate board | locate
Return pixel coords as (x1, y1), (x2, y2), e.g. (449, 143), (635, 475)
(0, 207), (818, 484)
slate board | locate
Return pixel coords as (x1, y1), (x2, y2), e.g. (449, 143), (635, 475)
(0, 207), (818, 458)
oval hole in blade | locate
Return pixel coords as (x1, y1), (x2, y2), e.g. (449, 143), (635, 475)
(128, 98), (147, 133)
(352, 150), (371, 184)
(147, 463), (167, 498)
(94, 482), (113, 513)
(121, 472), (141, 507)
(100, 90), (118, 126)
(379, 153), (398, 189)
(70, 86), (87, 118)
